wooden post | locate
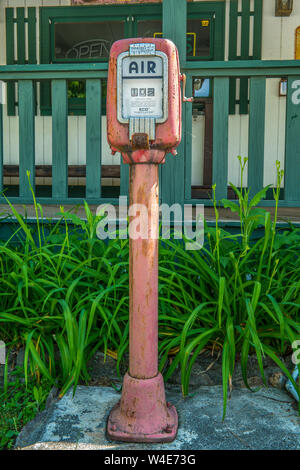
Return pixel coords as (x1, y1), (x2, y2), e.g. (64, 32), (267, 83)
(161, 0), (186, 206)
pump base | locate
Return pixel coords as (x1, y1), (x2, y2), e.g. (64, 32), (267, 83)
(107, 372), (178, 443)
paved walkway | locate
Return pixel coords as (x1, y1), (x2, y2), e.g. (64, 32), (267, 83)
(15, 385), (300, 450)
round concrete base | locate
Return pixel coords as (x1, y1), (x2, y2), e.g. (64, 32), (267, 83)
(107, 372), (178, 443)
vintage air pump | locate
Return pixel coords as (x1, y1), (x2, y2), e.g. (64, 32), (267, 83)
(106, 38), (191, 443)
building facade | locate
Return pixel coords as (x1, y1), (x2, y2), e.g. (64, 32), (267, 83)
(0, 0), (299, 206)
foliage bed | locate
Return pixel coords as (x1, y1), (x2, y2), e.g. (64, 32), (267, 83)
(0, 160), (299, 449)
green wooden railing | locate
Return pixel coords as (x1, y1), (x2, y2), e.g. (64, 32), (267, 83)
(0, 60), (300, 207)
(0, 63), (115, 205)
(183, 60), (300, 207)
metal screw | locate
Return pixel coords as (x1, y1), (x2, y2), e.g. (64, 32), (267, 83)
(165, 425), (173, 434)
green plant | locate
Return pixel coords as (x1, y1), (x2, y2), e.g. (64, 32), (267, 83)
(158, 158), (300, 418)
(0, 175), (130, 397)
(0, 367), (52, 450)
(0, 159), (299, 422)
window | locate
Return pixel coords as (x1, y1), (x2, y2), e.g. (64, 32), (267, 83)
(53, 21), (125, 61)
(187, 2), (225, 61)
(137, 19), (162, 38)
(40, 5), (162, 115)
(187, 18), (213, 59)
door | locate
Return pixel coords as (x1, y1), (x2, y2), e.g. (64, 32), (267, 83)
(186, 3), (225, 196)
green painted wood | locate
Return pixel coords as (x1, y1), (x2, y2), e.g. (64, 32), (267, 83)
(162, 0), (186, 206)
(2, 60), (300, 80)
(5, 9), (14, 65)
(120, 162), (129, 198)
(0, 104), (3, 193)
(182, 60), (300, 72)
(86, 79), (101, 199)
(184, 199), (300, 208)
(240, 0), (250, 115)
(253, 0), (263, 59)
(52, 80), (68, 199)
(241, 0), (250, 60)
(239, 0), (250, 114)
(18, 81), (35, 199)
(163, 0), (186, 62)
(229, 0), (238, 115)
(184, 76), (193, 201)
(239, 78), (249, 114)
(27, 8), (38, 116)
(248, 77), (266, 199)
(285, 77), (300, 202)
(16, 8), (26, 65)
(5, 8), (15, 116)
(28, 8), (37, 65)
(212, 77), (229, 200)
(0, 197), (120, 206)
(240, 1), (250, 114)
(229, 79), (236, 115)
(229, 0), (238, 60)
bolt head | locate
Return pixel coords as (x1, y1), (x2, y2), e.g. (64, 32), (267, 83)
(165, 424), (173, 434)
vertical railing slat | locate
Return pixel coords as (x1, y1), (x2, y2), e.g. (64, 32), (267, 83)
(184, 76), (193, 200)
(16, 8), (25, 65)
(241, 0), (250, 59)
(285, 77), (300, 202)
(229, 0), (238, 114)
(52, 80), (68, 199)
(240, 0), (250, 114)
(19, 80), (35, 198)
(27, 8), (37, 65)
(5, 8), (16, 116)
(27, 8), (37, 115)
(253, 0), (263, 59)
(86, 79), (101, 199)
(248, 77), (266, 199)
(229, 0), (238, 60)
(161, 0), (186, 206)
(212, 77), (229, 200)
(120, 162), (129, 198)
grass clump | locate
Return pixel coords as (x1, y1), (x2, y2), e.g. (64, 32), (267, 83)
(158, 158), (300, 418)
(0, 367), (51, 450)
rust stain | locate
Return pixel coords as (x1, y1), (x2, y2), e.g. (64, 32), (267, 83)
(132, 133), (149, 150)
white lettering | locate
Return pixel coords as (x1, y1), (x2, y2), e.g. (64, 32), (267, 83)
(291, 80), (300, 105)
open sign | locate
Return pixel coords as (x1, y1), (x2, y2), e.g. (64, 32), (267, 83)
(117, 44), (168, 127)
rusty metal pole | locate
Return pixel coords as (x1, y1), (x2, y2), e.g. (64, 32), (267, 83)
(107, 161), (178, 443)
(129, 164), (159, 380)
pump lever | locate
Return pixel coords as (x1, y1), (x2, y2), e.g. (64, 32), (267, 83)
(180, 73), (194, 102)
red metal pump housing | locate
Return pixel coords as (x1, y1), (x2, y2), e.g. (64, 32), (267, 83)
(107, 37), (182, 164)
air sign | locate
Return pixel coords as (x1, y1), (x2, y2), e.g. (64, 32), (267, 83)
(117, 43), (168, 127)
